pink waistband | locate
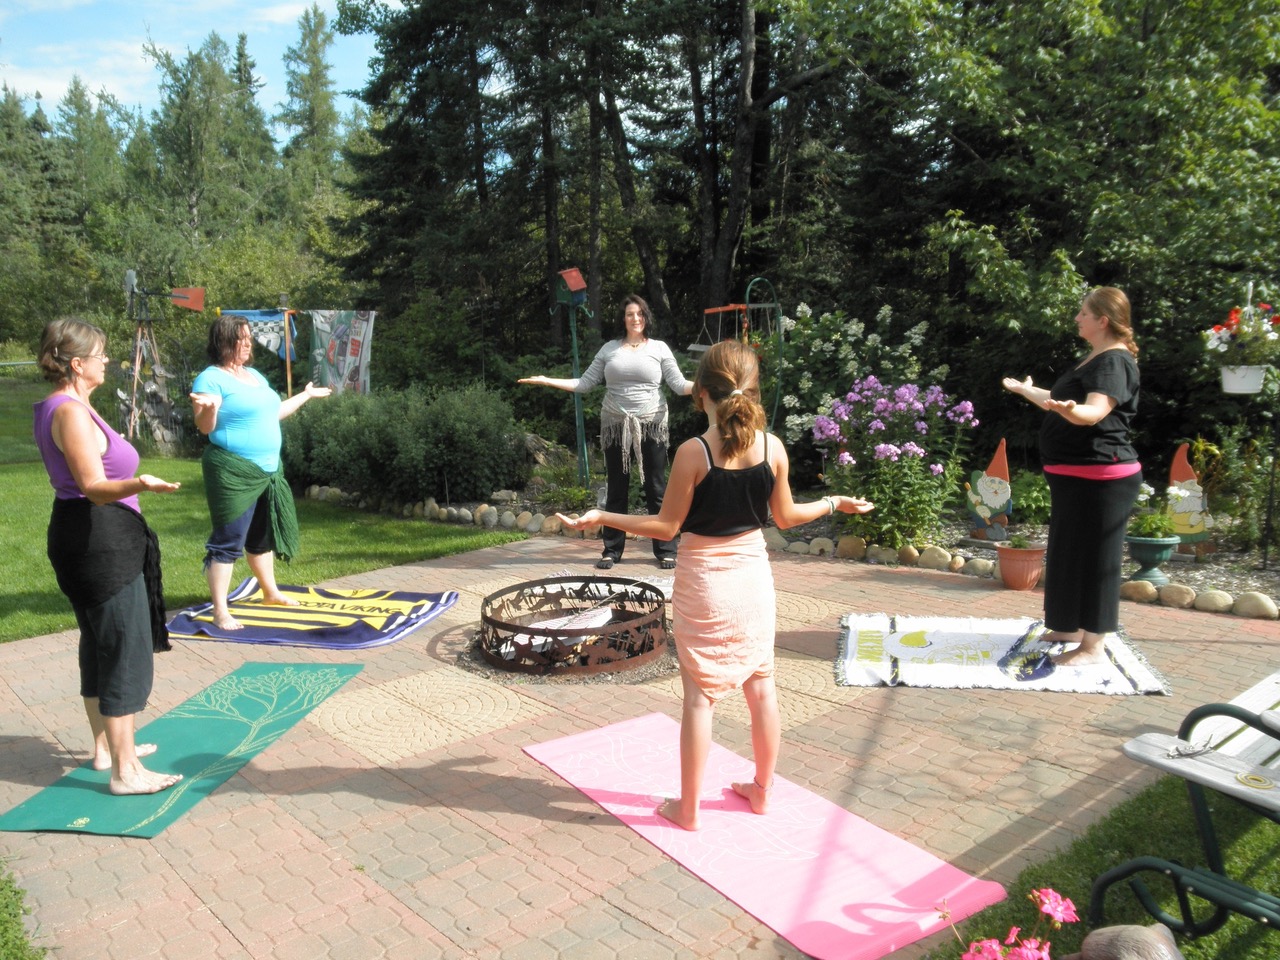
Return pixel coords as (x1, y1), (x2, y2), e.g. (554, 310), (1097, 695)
(1044, 462), (1142, 480)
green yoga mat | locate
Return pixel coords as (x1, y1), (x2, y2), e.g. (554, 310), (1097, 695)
(0, 662), (361, 838)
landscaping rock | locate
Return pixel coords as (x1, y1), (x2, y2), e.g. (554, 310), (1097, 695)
(317, 485), (330, 502)
(326, 487), (344, 504)
(1120, 580), (1159, 603)
(540, 515), (562, 535)
(918, 545), (952, 570)
(787, 541), (811, 554)
(809, 537), (835, 557)
(525, 512), (546, 533)
(425, 497), (439, 518)
(763, 527), (789, 551)
(1193, 589), (1234, 613)
(962, 558), (993, 577)
(444, 506), (457, 522)
(834, 535), (867, 560)
(473, 504), (489, 524)
(412, 501), (425, 518)
(515, 510), (533, 529)
(500, 511), (517, 529)
(490, 489), (519, 503)
(1234, 591), (1279, 619)
(306, 484), (319, 500)
(1158, 584), (1196, 609)
(457, 508), (473, 524)
(481, 509), (498, 529)
(867, 545), (898, 564)
(897, 544), (920, 566)
(948, 555), (966, 573)
(1060, 922), (1185, 960)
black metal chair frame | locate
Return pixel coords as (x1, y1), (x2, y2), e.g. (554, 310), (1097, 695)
(1088, 703), (1280, 938)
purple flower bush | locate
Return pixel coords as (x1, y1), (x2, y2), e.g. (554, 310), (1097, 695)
(813, 376), (978, 548)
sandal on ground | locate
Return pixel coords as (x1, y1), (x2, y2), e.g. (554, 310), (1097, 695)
(659, 558), (676, 570)
(596, 557), (618, 570)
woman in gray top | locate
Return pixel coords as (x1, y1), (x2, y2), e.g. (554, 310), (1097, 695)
(521, 294), (693, 568)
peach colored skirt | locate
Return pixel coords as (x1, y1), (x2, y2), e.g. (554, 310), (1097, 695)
(672, 530), (776, 702)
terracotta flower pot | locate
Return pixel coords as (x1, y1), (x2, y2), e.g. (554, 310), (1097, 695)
(994, 543), (1046, 591)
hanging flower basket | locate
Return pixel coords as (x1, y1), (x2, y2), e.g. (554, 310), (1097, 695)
(1204, 284), (1278, 391)
(1220, 365), (1267, 394)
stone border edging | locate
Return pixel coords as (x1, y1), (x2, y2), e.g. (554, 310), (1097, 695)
(304, 485), (1279, 622)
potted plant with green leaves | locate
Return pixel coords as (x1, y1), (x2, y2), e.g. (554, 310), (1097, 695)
(1126, 484), (1183, 586)
(994, 532), (1047, 591)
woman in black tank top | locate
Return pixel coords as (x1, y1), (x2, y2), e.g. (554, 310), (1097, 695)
(560, 341), (874, 831)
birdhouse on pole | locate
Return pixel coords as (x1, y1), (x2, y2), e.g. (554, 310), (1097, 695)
(555, 268), (588, 307)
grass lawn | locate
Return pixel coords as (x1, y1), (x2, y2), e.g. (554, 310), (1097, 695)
(0, 864), (43, 960)
(0, 457), (525, 643)
(0, 372), (44, 466)
(921, 778), (1280, 959)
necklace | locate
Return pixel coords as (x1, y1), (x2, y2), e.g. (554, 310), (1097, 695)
(624, 338), (646, 349)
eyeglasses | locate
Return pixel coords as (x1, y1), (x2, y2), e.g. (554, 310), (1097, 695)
(80, 353), (110, 363)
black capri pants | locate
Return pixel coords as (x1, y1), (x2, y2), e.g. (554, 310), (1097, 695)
(1043, 470), (1143, 636)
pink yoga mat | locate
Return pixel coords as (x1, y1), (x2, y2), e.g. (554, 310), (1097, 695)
(525, 713), (1005, 960)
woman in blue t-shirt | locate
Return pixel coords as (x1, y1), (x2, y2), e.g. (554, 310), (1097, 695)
(1002, 287), (1142, 667)
(559, 340), (873, 831)
(190, 314), (330, 630)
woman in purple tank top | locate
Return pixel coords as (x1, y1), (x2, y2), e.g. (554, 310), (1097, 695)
(34, 318), (184, 796)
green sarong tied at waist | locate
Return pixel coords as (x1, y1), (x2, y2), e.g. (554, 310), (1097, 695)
(201, 444), (300, 562)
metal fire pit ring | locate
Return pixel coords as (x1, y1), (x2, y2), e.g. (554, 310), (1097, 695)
(479, 575), (668, 675)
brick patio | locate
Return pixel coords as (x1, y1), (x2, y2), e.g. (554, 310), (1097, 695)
(1, 535), (1274, 959)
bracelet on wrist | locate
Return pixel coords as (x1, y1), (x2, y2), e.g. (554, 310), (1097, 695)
(822, 496), (835, 515)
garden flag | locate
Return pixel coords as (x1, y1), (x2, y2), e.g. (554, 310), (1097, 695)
(310, 310), (375, 394)
(220, 309), (297, 361)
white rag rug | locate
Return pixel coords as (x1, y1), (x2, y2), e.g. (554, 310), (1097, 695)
(836, 614), (1169, 695)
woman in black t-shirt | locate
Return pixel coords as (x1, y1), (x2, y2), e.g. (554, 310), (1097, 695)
(1001, 287), (1142, 667)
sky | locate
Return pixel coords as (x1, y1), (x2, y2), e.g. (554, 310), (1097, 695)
(0, 0), (382, 136)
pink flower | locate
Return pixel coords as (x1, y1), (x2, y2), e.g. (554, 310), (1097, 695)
(1004, 926), (1021, 944)
(1006, 938), (1051, 960)
(962, 939), (1004, 960)
(1031, 888), (1078, 925)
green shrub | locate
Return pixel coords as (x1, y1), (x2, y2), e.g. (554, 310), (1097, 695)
(1010, 469), (1052, 525)
(282, 383), (528, 504)
(1205, 423), (1273, 550)
(423, 384), (528, 501)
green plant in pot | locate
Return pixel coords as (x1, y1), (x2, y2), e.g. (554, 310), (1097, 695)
(994, 532), (1047, 590)
(1125, 484), (1183, 587)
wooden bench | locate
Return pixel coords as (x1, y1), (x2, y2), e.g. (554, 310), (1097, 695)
(1089, 671), (1280, 937)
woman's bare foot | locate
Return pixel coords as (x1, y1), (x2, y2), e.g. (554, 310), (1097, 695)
(732, 778), (771, 815)
(1041, 629), (1083, 646)
(260, 594), (300, 607)
(656, 798), (700, 831)
(93, 742), (155, 771)
(1051, 646), (1110, 668)
(109, 766), (183, 796)
(212, 612), (243, 630)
